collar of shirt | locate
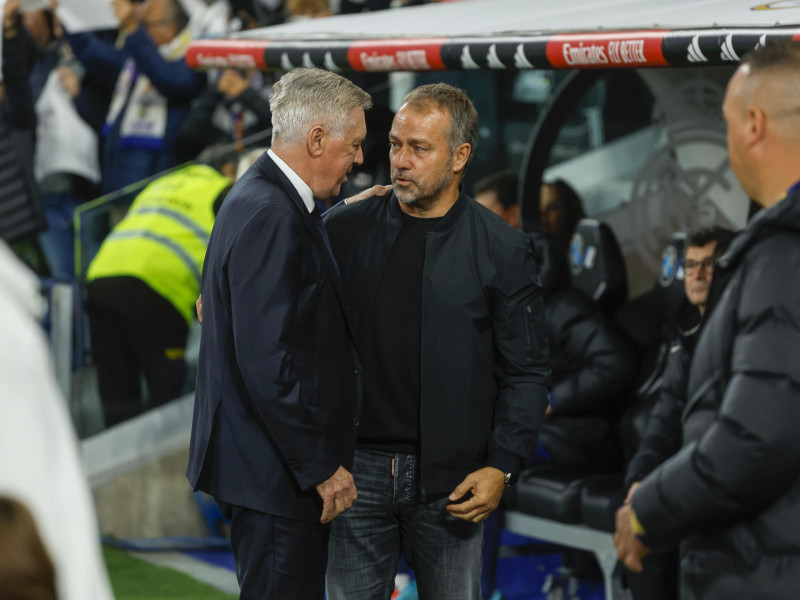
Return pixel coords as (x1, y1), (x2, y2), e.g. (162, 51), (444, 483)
(268, 148), (315, 214)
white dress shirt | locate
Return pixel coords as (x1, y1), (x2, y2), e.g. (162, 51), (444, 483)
(268, 148), (315, 214)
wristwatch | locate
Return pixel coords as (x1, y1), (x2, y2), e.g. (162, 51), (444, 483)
(503, 472), (517, 488)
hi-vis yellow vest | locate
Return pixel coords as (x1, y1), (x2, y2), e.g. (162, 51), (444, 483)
(87, 165), (229, 326)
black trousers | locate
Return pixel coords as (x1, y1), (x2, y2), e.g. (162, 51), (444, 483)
(87, 276), (188, 427)
(216, 500), (329, 600)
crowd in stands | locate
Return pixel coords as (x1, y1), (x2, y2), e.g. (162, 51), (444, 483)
(0, 0), (426, 426)
(0, 0), (435, 282)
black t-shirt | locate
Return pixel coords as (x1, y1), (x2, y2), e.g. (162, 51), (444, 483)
(357, 211), (441, 453)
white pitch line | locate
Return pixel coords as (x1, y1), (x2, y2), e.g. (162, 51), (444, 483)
(128, 550), (239, 596)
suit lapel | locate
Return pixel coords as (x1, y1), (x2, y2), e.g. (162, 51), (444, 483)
(256, 154), (358, 343)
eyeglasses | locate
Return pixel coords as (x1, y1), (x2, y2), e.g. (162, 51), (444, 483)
(685, 257), (714, 273)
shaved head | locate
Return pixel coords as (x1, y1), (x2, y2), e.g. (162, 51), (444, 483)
(740, 41), (800, 142)
(724, 40), (800, 206)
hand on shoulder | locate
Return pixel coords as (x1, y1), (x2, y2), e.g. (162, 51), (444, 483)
(343, 184), (392, 205)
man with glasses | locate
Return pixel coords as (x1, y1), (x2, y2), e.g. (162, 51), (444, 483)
(621, 227), (734, 600)
(615, 40), (800, 599)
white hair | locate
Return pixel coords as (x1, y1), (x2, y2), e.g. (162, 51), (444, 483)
(269, 68), (372, 145)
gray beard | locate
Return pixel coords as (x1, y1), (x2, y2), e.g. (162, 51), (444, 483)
(392, 163), (453, 210)
(395, 188), (435, 210)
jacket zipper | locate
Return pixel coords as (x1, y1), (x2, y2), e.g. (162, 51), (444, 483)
(524, 304), (535, 353)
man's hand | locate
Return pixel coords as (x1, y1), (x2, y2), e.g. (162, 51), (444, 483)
(3, 0), (20, 35)
(344, 184), (392, 205)
(613, 504), (649, 573)
(217, 68), (253, 99)
(315, 465), (357, 524)
(624, 481), (640, 505)
(445, 466), (505, 523)
(112, 0), (139, 34)
(195, 294), (203, 324)
(56, 66), (80, 98)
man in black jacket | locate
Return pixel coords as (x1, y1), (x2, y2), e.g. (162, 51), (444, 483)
(614, 40), (800, 599)
(324, 84), (550, 600)
(475, 170), (637, 599)
(475, 170), (638, 471)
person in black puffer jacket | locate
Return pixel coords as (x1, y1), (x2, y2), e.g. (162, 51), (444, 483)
(622, 227), (735, 600)
(537, 268), (640, 471)
(475, 171), (639, 471)
(615, 40), (800, 599)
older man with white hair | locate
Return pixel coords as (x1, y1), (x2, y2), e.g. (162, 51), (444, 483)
(187, 68), (371, 600)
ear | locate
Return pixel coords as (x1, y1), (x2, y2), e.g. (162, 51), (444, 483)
(748, 106), (767, 147)
(451, 143), (471, 175)
(306, 125), (326, 158)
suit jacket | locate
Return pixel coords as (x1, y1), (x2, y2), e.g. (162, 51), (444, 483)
(186, 151), (361, 522)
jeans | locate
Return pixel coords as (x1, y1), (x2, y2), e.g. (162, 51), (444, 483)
(39, 192), (81, 281)
(327, 449), (483, 600)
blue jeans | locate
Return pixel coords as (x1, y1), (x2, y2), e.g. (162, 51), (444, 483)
(327, 450), (483, 600)
(39, 192), (81, 281)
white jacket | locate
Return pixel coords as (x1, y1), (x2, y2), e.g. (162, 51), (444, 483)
(0, 242), (113, 600)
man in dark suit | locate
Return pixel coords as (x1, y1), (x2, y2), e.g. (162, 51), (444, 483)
(186, 68), (371, 600)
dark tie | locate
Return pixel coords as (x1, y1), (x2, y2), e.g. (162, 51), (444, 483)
(311, 206), (340, 277)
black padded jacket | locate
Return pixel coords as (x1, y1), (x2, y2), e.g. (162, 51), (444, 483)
(624, 325), (697, 487)
(632, 189), (800, 599)
(538, 286), (639, 471)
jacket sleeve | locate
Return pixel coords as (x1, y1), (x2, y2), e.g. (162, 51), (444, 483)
(487, 236), (551, 476)
(122, 28), (206, 101)
(228, 204), (341, 492)
(2, 31), (36, 130)
(66, 31), (126, 79)
(549, 293), (639, 416)
(633, 245), (800, 546)
(624, 339), (687, 487)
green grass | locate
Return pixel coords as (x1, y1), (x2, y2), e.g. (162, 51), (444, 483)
(103, 545), (238, 600)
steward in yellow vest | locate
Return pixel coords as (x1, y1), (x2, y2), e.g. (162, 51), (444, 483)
(88, 164), (229, 326)
(87, 159), (234, 427)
